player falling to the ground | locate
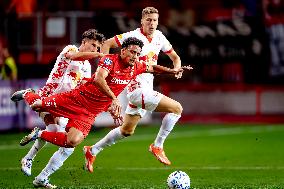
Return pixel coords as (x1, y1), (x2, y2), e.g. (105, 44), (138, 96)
(11, 29), (105, 188)
(18, 38), (190, 173)
(83, 6), (193, 172)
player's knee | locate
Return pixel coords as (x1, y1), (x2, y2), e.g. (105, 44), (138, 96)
(66, 136), (83, 147)
(172, 102), (183, 115)
(120, 128), (135, 137)
(66, 140), (78, 147)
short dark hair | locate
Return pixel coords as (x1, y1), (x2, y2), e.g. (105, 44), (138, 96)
(121, 37), (144, 49)
(82, 29), (105, 43)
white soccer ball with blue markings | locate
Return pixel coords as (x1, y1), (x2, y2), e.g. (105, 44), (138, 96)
(167, 170), (190, 189)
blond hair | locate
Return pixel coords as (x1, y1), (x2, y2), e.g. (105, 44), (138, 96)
(142, 7), (159, 18)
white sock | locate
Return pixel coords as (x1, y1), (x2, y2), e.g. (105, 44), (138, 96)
(36, 147), (74, 180)
(24, 138), (46, 160)
(37, 123), (60, 139)
(91, 127), (125, 156)
(154, 113), (181, 148)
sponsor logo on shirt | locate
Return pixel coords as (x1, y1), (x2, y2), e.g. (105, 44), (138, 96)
(111, 78), (130, 84)
(81, 68), (88, 73)
(104, 58), (112, 65)
(117, 34), (123, 39)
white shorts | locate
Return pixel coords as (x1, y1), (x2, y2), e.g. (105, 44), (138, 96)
(125, 88), (163, 117)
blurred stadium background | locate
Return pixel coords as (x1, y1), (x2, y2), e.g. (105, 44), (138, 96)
(1, 0), (284, 188)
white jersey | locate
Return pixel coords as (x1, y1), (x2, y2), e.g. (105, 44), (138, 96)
(38, 45), (91, 97)
(114, 28), (173, 93)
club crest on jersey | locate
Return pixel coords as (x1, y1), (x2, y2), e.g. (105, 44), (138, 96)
(104, 58), (112, 65)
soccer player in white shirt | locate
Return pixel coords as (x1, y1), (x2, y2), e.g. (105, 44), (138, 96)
(12, 29), (105, 188)
(83, 7), (193, 172)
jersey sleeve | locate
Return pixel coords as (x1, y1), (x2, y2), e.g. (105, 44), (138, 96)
(61, 45), (78, 57)
(78, 61), (92, 86)
(135, 61), (147, 76)
(160, 33), (173, 54)
(114, 31), (134, 47)
(38, 83), (59, 98)
(98, 56), (114, 73)
(83, 61), (92, 78)
(46, 45), (78, 84)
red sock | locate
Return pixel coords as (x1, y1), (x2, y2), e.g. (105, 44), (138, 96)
(40, 131), (70, 147)
(24, 92), (40, 105)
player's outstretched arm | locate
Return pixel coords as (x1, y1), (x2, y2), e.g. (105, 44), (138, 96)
(65, 52), (104, 61)
(101, 37), (118, 54)
(166, 49), (182, 69)
(147, 65), (193, 79)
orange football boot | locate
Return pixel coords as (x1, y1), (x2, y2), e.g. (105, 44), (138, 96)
(149, 143), (171, 165)
(83, 146), (96, 173)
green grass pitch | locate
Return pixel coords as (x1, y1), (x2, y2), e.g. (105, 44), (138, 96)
(0, 124), (284, 188)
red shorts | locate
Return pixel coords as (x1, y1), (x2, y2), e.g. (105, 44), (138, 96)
(42, 90), (109, 137)
(64, 119), (93, 137)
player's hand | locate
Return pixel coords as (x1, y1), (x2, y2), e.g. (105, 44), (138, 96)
(108, 105), (124, 126)
(113, 114), (124, 126)
(174, 65), (193, 79)
(97, 52), (105, 58)
(30, 100), (43, 112)
(109, 98), (122, 119)
(171, 68), (184, 79)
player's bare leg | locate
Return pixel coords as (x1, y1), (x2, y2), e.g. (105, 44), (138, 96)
(154, 95), (183, 115)
(149, 95), (183, 165)
(66, 127), (84, 147)
(120, 114), (141, 135)
(84, 114), (141, 173)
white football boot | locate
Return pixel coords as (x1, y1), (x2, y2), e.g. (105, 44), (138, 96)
(11, 88), (35, 102)
(33, 177), (57, 189)
(21, 158), (32, 176)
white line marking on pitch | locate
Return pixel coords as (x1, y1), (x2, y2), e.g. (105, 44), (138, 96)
(1, 166), (284, 171)
(1, 125), (284, 149)
(125, 125), (284, 142)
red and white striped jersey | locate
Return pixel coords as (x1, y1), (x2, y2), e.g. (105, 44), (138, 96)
(38, 45), (91, 98)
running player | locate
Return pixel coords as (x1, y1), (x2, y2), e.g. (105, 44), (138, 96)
(17, 38), (188, 168)
(11, 29), (105, 188)
(83, 7), (192, 172)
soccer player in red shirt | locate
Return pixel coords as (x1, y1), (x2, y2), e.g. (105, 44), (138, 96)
(19, 37), (187, 157)
(11, 29), (105, 188)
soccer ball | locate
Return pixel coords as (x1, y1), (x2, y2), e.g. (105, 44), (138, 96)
(167, 170), (191, 189)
